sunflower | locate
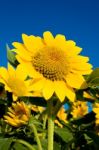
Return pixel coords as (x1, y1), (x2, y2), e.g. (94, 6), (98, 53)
(12, 31), (92, 102)
(71, 101), (88, 118)
(0, 63), (37, 101)
(4, 101), (30, 127)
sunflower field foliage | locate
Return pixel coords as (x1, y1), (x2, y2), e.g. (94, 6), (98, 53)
(0, 31), (99, 150)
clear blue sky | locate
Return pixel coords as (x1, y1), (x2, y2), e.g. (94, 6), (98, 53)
(0, 0), (99, 68)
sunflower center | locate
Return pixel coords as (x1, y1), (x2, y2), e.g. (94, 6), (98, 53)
(32, 47), (69, 81)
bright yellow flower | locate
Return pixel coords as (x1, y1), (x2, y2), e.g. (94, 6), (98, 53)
(55, 106), (68, 128)
(4, 101), (30, 127)
(12, 31), (92, 102)
(0, 64), (36, 101)
(71, 101), (88, 118)
(93, 103), (99, 125)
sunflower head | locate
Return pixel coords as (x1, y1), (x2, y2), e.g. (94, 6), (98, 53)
(13, 31), (92, 102)
(71, 101), (88, 118)
(0, 64), (36, 101)
(4, 101), (30, 127)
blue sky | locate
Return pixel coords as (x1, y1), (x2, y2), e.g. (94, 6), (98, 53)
(0, 0), (99, 68)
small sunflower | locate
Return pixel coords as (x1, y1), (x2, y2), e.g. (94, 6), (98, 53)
(12, 31), (92, 102)
(71, 101), (88, 118)
(4, 101), (30, 127)
(0, 64), (37, 101)
(93, 103), (99, 125)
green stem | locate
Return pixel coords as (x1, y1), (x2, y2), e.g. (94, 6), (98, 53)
(47, 100), (54, 150)
(48, 115), (54, 150)
(42, 114), (47, 139)
(43, 114), (47, 130)
(30, 123), (42, 150)
(54, 100), (63, 117)
(13, 139), (35, 150)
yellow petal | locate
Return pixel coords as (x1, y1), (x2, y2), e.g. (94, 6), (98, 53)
(54, 81), (75, 102)
(69, 56), (89, 63)
(8, 107), (15, 114)
(71, 63), (93, 70)
(42, 80), (54, 100)
(71, 46), (82, 55)
(14, 118), (21, 124)
(16, 55), (31, 64)
(54, 34), (66, 48)
(96, 114), (99, 118)
(0, 78), (7, 85)
(5, 84), (12, 92)
(96, 119), (99, 125)
(66, 40), (76, 46)
(31, 66), (43, 78)
(29, 78), (46, 91)
(22, 34), (34, 52)
(54, 81), (66, 102)
(15, 55), (24, 63)
(61, 41), (82, 55)
(0, 67), (8, 80)
(7, 112), (15, 118)
(55, 120), (63, 128)
(18, 63), (42, 78)
(4, 117), (18, 126)
(64, 84), (76, 102)
(21, 115), (28, 121)
(55, 34), (66, 41)
(22, 34), (44, 53)
(83, 91), (94, 99)
(71, 69), (92, 75)
(95, 103), (99, 107)
(43, 31), (54, 45)
(12, 94), (18, 101)
(13, 42), (32, 61)
(8, 63), (15, 78)
(66, 73), (87, 89)
(16, 65), (28, 80)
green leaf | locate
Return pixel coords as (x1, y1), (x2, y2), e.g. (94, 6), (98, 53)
(12, 143), (28, 150)
(6, 44), (18, 67)
(54, 141), (61, 150)
(89, 78), (99, 87)
(40, 139), (60, 150)
(55, 127), (73, 143)
(87, 68), (99, 87)
(40, 139), (47, 150)
(0, 138), (13, 150)
(84, 133), (92, 144)
(85, 131), (99, 147)
(29, 116), (42, 127)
